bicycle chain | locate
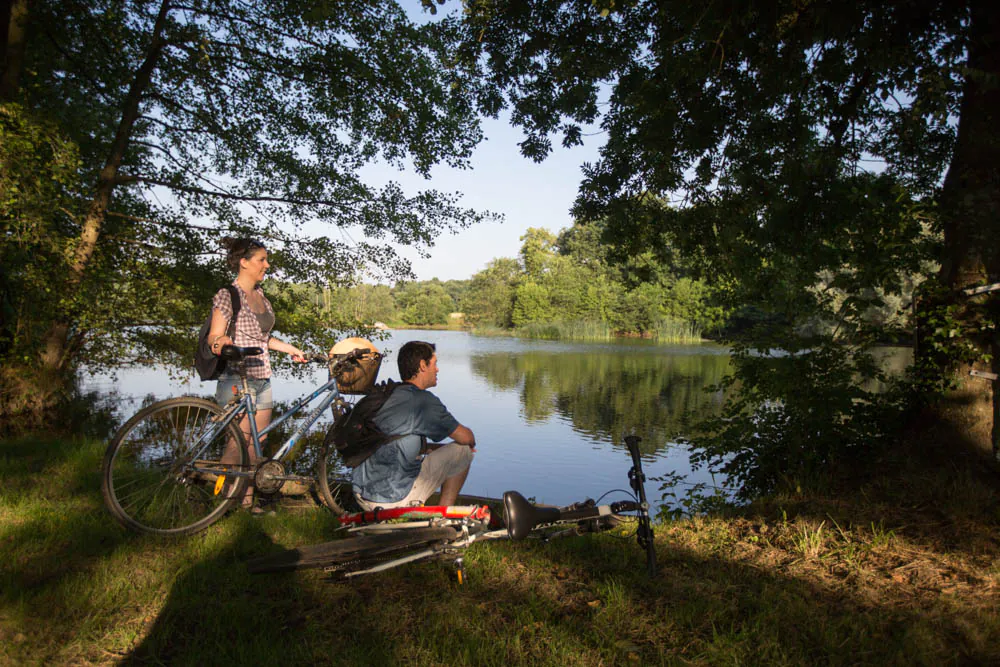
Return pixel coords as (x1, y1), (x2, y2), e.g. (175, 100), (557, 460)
(322, 551), (421, 575)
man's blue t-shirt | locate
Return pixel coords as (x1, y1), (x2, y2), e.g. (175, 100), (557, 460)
(351, 383), (459, 503)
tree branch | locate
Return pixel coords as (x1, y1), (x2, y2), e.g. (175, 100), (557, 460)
(105, 210), (219, 233)
(171, 3), (330, 50)
(134, 176), (362, 211)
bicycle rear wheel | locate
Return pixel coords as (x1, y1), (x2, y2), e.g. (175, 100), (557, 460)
(247, 526), (460, 574)
(101, 397), (250, 535)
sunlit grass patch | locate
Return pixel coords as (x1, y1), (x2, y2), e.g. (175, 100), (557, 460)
(792, 519), (827, 560)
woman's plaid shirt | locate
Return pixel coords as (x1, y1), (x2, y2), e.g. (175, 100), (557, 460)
(212, 283), (273, 379)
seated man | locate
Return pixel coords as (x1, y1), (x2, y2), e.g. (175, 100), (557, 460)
(351, 340), (476, 510)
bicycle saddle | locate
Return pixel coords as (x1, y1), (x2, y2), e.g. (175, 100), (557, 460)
(219, 345), (264, 361)
(502, 490), (561, 540)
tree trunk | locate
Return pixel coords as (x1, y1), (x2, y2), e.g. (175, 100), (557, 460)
(39, 0), (171, 372)
(0, 0), (28, 101)
(926, 0), (1000, 462)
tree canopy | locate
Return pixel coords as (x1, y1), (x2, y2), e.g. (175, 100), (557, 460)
(459, 0), (993, 317)
(456, 0), (1000, 485)
(1, 0), (498, 412)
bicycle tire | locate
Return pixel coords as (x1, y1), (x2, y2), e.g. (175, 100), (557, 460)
(247, 526), (460, 574)
(101, 397), (250, 535)
(316, 404), (351, 515)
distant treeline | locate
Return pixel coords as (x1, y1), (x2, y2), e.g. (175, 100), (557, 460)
(285, 218), (919, 345)
(293, 220), (730, 342)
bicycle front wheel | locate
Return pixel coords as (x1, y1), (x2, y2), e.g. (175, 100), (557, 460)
(101, 397), (250, 535)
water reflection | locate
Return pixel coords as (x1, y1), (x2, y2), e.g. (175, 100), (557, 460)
(470, 348), (732, 456)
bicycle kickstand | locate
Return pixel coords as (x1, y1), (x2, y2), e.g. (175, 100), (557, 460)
(454, 556), (465, 586)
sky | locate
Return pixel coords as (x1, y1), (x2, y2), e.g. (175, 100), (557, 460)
(356, 114), (604, 283)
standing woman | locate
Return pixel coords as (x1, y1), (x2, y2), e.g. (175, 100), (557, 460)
(207, 237), (306, 512)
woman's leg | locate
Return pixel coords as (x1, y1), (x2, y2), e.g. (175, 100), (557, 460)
(254, 408), (272, 457)
(235, 408), (271, 506)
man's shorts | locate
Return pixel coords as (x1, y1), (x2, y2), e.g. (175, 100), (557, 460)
(354, 443), (474, 511)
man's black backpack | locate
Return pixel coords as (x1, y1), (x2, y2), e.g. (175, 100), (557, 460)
(194, 285), (240, 381)
(326, 379), (405, 467)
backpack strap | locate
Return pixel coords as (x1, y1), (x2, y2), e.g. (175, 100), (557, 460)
(225, 285), (241, 340)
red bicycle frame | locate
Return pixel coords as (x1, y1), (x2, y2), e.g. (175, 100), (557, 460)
(339, 504), (492, 525)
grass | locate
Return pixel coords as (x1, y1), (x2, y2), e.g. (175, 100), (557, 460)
(519, 320), (614, 342)
(474, 319), (705, 344)
(2, 434), (1000, 665)
(651, 317), (703, 344)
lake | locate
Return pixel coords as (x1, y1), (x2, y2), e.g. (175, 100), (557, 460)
(85, 330), (735, 511)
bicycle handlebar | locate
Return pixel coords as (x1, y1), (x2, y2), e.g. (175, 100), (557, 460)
(623, 434), (657, 577)
(219, 345), (263, 361)
(502, 433), (657, 577)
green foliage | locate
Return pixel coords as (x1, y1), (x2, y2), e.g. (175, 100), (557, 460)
(460, 257), (519, 327)
(393, 280), (456, 326)
(511, 280), (553, 326)
(519, 227), (558, 279)
(650, 317), (702, 344)
(299, 283), (398, 328)
(463, 218), (725, 339)
(453, 0), (995, 499)
(688, 339), (908, 501)
(519, 319), (612, 342)
(1, 0), (499, 416)
(0, 105), (81, 362)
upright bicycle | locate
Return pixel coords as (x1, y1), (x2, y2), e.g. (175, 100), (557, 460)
(101, 345), (374, 535)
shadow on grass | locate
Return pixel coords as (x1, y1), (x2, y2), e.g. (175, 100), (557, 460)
(2, 431), (998, 665)
(0, 436), (130, 601)
(445, 529), (998, 664)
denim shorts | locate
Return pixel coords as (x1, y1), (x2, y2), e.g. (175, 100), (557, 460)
(215, 375), (273, 410)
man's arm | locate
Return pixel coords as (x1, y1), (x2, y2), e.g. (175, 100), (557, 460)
(449, 424), (476, 449)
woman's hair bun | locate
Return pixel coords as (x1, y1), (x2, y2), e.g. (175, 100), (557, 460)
(221, 236), (265, 273)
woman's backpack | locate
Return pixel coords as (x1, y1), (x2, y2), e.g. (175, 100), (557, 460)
(194, 286), (240, 381)
(326, 380), (404, 467)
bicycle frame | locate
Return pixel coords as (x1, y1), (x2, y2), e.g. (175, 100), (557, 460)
(187, 368), (344, 479)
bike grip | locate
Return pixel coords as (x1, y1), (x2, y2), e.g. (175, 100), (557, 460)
(623, 434), (642, 459)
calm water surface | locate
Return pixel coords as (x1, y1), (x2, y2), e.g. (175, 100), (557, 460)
(85, 330), (733, 511)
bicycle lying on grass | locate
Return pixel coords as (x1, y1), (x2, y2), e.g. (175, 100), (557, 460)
(101, 345), (374, 535)
(246, 435), (658, 580)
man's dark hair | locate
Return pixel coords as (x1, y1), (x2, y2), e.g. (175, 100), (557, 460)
(398, 341), (436, 381)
